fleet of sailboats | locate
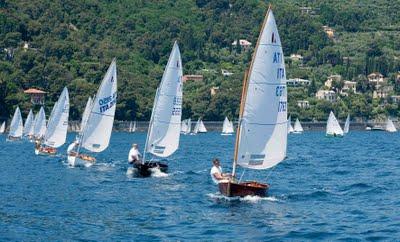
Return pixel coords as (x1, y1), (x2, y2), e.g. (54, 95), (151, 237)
(326, 111), (344, 137)
(218, 7), (287, 197)
(67, 59), (117, 167)
(221, 117), (234, 135)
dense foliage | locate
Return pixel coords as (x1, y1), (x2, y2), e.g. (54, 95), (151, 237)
(0, 0), (399, 121)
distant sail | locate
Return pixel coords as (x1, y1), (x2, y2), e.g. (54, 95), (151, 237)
(326, 111), (344, 136)
(293, 118), (303, 133)
(44, 87), (70, 148)
(344, 114), (350, 134)
(8, 106), (23, 138)
(181, 119), (188, 133)
(193, 119), (200, 134)
(287, 116), (294, 134)
(23, 110), (34, 136)
(145, 42), (183, 157)
(28, 112), (37, 136)
(33, 107), (46, 139)
(385, 118), (397, 132)
(199, 119), (207, 133)
(222, 117), (234, 135)
(80, 59), (117, 152)
(0, 121), (5, 133)
(236, 10), (287, 169)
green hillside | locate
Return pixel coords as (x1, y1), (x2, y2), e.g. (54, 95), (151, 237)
(0, 0), (399, 121)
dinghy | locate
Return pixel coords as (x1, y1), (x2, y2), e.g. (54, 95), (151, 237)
(7, 106), (23, 141)
(343, 114), (350, 134)
(35, 87), (69, 155)
(287, 116), (294, 134)
(33, 107), (46, 141)
(221, 117), (234, 135)
(218, 7), (287, 197)
(326, 111), (344, 137)
(133, 42), (183, 177)
(67, 59), (117, 167)
(198, 119), (207, 133)
(0, 121), (5, 134)
(385, 118), (397, 132)
(181, 119), (189, 134)
(128, 121), (136, 133)
(23, 109), (34, 137)
(293, 118), (303, 134)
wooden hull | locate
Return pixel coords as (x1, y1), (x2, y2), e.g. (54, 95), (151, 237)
(133, 162), (168, 177)
(218, 181), (269, 197)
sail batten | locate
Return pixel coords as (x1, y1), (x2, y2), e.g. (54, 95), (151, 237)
(235, 9), (287, 170)
(145, 42), (183, 158)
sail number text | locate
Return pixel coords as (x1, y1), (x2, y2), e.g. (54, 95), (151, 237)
(172, 96), (182, 115)
(99, 92), (117, 113)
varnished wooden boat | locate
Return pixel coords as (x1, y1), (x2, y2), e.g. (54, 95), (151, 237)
(133, 162), (168, 177)
(218, 181), (269, 197)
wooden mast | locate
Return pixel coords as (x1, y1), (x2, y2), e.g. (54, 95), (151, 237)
(229, 5), (272, 193)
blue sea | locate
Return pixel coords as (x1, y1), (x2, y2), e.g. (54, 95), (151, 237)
(0, 131), (399, 240)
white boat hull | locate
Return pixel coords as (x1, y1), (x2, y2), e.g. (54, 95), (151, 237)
(67, 155), (94, 167)
(221, 133), (233, 136)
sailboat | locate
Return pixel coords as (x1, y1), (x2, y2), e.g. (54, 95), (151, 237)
(326, 111), (344, 137)
(293, 118), (303, 134)
(287, 116), (294, 134)
(35, 87), (70, 155)
(343, 114), (350, 134)
(27, 112), (37, 140)
(218, 7), (287, 197)
(67, 59), (117, 166)
(385, 118), (397, 132)
(23, 109), (34, 137)
(0, 121), (5, 134)
(128, 121), (136, 132)
(181, 118), (191, 135)
(133, 41), (183, 177)
(198, 119), (207, 133)
(7, 106), (23, 141)
(33, 107), (47, 140)
(221, 117), (234, 135)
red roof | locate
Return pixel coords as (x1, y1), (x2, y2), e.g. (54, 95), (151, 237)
(24, 88), (47, 94)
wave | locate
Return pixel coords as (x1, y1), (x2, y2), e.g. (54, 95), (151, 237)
(207, 193), (279, 203)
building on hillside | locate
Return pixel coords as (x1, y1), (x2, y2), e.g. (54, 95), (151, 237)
(221, 69), (233, 76)
(210, 86), (220, 96)
(316, 90), (337, 102)
(287, 78), (310, 87)
(289, 54), (303, 62)
(299, 7), (314, 14)
(341, 81), (357, 95)
(322, 26), (335, 39)
(24, 88), (46, 105)
(391, 95), (400, 104)
(182, 75), (203, 83)
(231, 39), (252, 50)
(324, 74), (342, 88)
(297, 100), (310, 109)
(368, 72), (384, 83)
(373, 85), (393, 99)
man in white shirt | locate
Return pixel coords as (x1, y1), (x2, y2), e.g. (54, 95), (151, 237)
(210, 158), (231, 184)
(128, 143), (142, 165)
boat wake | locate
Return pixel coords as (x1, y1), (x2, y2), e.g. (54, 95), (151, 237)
(150, 167), (169, 177)
(207, 193), (278, 203)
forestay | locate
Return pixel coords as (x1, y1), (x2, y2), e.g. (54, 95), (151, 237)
(23, 110), (34, 136)
(80, 59), (117, 152)
(44, 87), (70, 148)
(326, 111), (344, 136)
(9, 106), (23, 138)
(145, 42), (183, 157)
(236, 10), (287, 170)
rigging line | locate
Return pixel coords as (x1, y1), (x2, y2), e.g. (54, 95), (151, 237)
(265, 165), (278, 182)
(239, 169), (246, 183)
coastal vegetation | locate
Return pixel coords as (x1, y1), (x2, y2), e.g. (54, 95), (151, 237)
(0, 0), (399, 121)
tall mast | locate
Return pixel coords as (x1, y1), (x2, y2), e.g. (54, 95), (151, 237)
(231, 5), (272, 178)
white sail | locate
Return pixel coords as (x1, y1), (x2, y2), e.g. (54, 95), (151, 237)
(80, 59), (117, 153)
(326, 111), (344, 136)
(186, 118), (191, 134)
(129, 121), (133, 132)
(193, 119), (200, 134)
(145, 42), (183, 157)
(8, 106), (23, 138)
(0, 121), (5, 133)
(23, 110), (34, 136)
(44, 87), (70, 148)
(287, 116), (294, 134)
(133, 121), (136, 132)
(344, 114), (350, 134)
(29, 112), (37, 136)
(181, 119), (188, 133)
(33, 107), (46, 139)
(222, 117), (234, 134)
(199, 120), (207, 133)
(293, 118), (303, 133)
(236, 10), (287, 170)
(80, 97), (93, 133)
(386, 118), (397, 132)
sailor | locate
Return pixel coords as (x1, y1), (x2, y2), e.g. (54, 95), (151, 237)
(128, 143), (142, 165)
(67, 140), (78, 156)
(210, 158), (231, 184)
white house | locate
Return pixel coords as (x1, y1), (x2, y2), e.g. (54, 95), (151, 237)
(287, 78), (310, 87)
(232, 39), (252, 50)
(297, 100), (310, 109)
(316, 90), (337, 102)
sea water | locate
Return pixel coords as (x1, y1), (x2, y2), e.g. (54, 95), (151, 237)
(0, 132), (399, 240)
